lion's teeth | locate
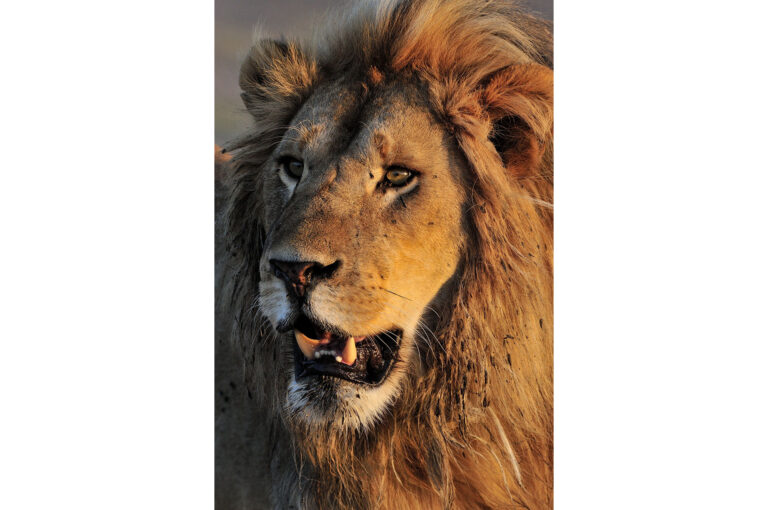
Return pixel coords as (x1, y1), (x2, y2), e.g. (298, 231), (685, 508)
(295, 330), (358, 365)
(294, 330), (320, 360)
(341, 336), (357, 365)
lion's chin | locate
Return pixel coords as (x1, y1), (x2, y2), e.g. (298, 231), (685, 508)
(284, 366), (407, 433)
(282, 317), (409, 432)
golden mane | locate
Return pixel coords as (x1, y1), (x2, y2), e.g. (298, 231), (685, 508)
(218, 1), (553, 507)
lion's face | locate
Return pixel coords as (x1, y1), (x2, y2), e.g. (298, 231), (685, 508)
(257, 79), (468, 431)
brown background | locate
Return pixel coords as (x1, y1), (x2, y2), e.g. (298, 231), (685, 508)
(215, 0), (553, 145)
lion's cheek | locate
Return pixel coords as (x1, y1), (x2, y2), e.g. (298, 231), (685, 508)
(382, 234), (462, 307)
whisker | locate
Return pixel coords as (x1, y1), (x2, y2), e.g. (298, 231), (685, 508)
(382, 288), (413, 301)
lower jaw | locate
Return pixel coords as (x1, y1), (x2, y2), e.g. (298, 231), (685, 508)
(292, 330), (401, 386)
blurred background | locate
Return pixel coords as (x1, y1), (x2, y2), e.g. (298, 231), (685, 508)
(216, 0), (553, 145)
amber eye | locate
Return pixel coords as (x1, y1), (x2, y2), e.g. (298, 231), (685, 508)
(385, 168), (412, 187)
(279, 157), (304, 180)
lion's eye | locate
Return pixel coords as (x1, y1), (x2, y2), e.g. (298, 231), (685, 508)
(384, 168), (412, 187)
(279, 157), (304, 180)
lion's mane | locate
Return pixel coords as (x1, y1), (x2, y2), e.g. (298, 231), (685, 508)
(217, 1), (553, 508)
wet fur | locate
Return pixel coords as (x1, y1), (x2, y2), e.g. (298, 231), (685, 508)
(216, 1), (553, 508)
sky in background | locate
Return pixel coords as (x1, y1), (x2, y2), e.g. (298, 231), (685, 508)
(215, 0), (553, 145)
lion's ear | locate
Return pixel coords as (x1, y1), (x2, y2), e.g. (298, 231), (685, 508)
(239, 38), (317, 117)
(483, 64), (553, 177)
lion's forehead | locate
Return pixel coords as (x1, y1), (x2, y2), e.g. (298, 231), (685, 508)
(281, 80), (437, 165)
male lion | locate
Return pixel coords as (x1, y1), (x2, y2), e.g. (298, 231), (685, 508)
(216, 0), (553, 508)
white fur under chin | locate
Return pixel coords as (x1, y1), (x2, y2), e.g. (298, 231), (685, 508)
(283, 342), (413, 433)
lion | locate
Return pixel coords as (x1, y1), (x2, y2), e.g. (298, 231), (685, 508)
(215, 0), (553, 508)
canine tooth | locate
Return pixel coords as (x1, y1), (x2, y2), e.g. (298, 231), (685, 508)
(335, 355), (342, 363)
(315, 351), (321, 359)
(294, 330), (321, 360)
(341, 336), (357, 365)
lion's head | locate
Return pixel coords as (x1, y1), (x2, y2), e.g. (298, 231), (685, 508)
(221, 0), (552, 507)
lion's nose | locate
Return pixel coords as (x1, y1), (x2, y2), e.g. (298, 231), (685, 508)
(269, 259), (340, 298)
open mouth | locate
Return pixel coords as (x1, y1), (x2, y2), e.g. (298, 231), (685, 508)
(292, 313), (401, 385)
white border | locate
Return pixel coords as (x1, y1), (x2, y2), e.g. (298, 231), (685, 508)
(555, 0), (768, 507)
(1, 1), (213, 508)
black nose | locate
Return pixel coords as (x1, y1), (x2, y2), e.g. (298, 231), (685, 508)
(269, 259), (339, 298)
